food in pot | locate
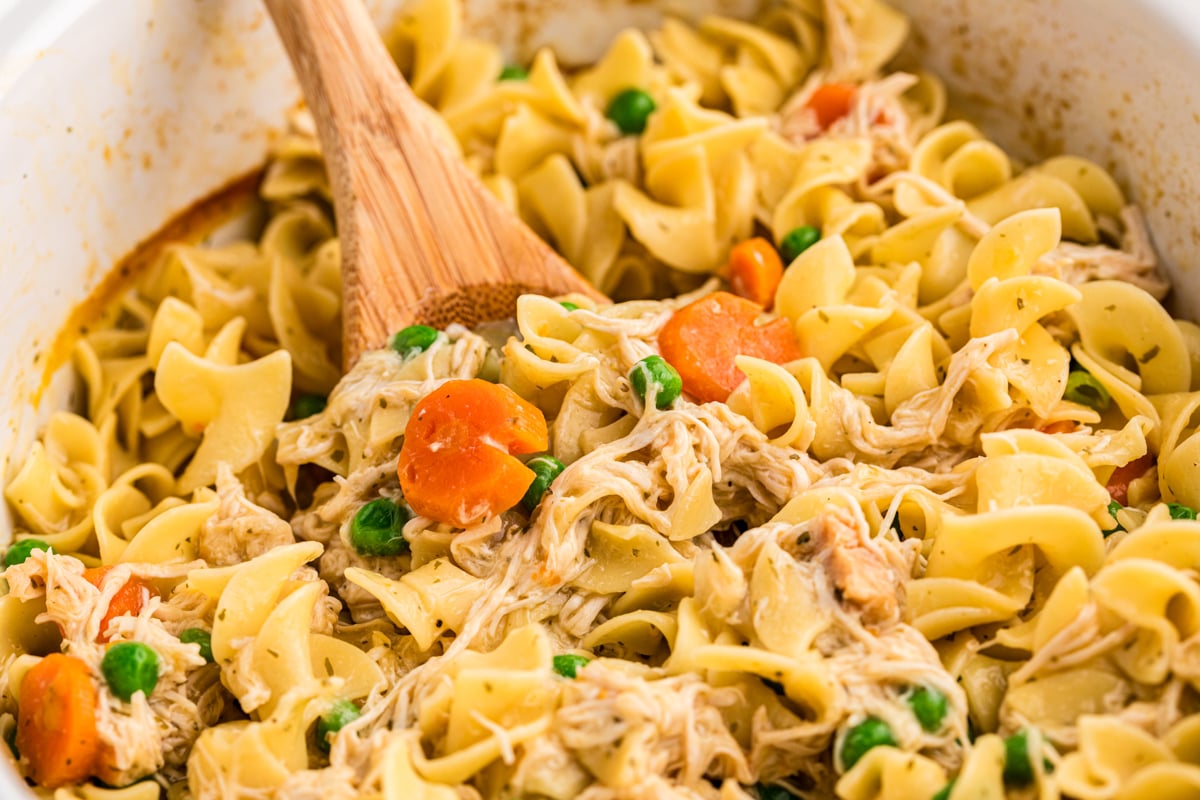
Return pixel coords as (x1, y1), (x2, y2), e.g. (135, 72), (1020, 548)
(3, 0), (1199, 797)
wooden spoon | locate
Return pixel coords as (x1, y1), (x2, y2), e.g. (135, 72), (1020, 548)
(264, 0), (605, 365)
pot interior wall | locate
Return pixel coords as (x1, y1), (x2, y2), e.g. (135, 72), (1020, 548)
(888, 0), (1200, 321)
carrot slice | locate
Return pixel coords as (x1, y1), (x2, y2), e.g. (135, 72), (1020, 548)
(727, 238), (784, 308)
(1037, 420), (1077, 435)
(398, 379), (549, 527)
(658, 291), (802, 403)
(16, 654), (101, 788)
(400, 439), (536, 528)
(81, 567), (156, 643)
(1106, 453), (1155, 506)
(807, 83), (857, 130)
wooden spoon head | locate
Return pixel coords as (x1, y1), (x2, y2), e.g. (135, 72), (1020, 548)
(412, 283), (541, 330)
(263, 0), (606, 368)
(343, 275), (598, 363)
(337, 160), (606, 364)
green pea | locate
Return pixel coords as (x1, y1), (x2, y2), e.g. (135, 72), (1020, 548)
(498, 64), (529, 81)
(1102, 500), (1125, 537)
(630, 355), (682, 409)
(523, 455), (566, 511)
(316, 699), (361, 753)
(180, 628), (213, 663)
(350, 498), (410, 557)
(754, 783), (796, 800)
(1063, 369), (1111, 412)
(559, 301), (580, 312)
(290, 393), (327, 420)
(840, 717), (897, 770)
(606, 88), (656, 135)
(1169, 503), (1198, 520)
(931, 780), (955, 800)
(389, 325), (439, 359)
(1003, 728), (1050, 786)
(906, 685), (948, 732)
(101, 641), (160, 701)
(552, 653), (591, 679)
(3, 539), (50, 568)
(779, 225), (821, 264)
(3, 720), (18, 760)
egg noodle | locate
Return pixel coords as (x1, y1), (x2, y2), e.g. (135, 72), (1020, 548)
(3, 0), (1200, 798)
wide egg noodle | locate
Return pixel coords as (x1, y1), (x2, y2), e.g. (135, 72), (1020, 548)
(1057, 716), (1200, 800)
(834, 746), (946, 800)
(1071, 279), (1192, 395)
(3, 415), (107, 554)
(154, 343), (291, 495)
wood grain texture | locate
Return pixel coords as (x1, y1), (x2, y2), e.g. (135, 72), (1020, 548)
(264, 0), (605, 365)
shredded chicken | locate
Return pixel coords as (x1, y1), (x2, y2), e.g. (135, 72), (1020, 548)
(276, 767), (364, 800)
(556, 662), (752, 789)
(780, 72), (922, 176)
(811, 506), (903, 627)
(574, 100), (642, 186)
(1036, 206), (1170, 298)
(821, 0), (862, 81)
(11, 3), (1200, 797)
(199, 465), (296, 566)
(864, 170), (993, 237)
(6, 550), (210, 784)
(824, 329), (1019, 463)
(314, 530), (405, 623)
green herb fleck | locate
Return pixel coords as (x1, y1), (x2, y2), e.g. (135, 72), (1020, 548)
(552, 653), (591, 679)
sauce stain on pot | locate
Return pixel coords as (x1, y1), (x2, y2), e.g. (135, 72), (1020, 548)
(34, 170), (264, 404)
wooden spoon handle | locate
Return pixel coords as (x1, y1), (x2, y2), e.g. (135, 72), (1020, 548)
(263, 0), (407, 149)
(264, 0), (602, 363)
(264, 0), (448, 351)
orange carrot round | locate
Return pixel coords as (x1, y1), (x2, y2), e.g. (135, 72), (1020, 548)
(807, 83), (857, 130)
(726, 238), (784, 308)
(398, 379), (549, 527)
(1106, 453), (1155, 506)
(16, 654), (101, 788)
(82, 567), (156, 643)
(658, 291), (802, 403)
(1037, 420), (1077, 435)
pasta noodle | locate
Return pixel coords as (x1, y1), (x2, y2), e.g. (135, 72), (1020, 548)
(3, 1), (1200, 799)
